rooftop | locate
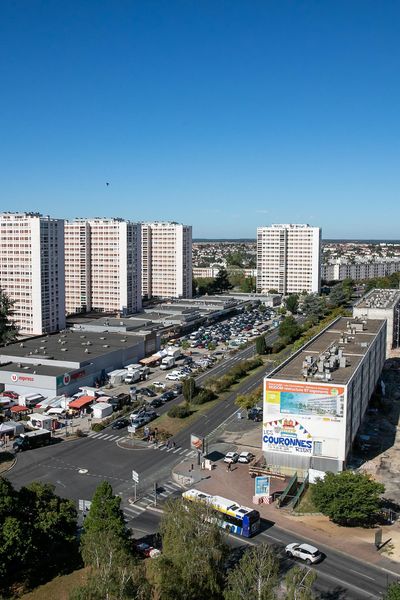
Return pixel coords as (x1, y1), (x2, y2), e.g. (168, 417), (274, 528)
(354, 289), (400, 310)
(268, 317), (386, 385)
(0, 330), (143, 365)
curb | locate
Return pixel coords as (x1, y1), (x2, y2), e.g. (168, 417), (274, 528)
(0, 455), (17, 474)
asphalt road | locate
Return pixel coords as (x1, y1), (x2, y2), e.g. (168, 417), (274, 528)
(122, 505), (399, 600)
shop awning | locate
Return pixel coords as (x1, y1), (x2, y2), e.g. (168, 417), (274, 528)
(68, 395), (96, 410)
(10, 405), (29, 413)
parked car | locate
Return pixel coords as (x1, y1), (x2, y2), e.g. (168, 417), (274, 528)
(148, 398), (163, 408)
(238, 451), (254, 464)
(2, 390), (19, 400)
(112, 418), (129, 430)
(152, 381), (166, 390)
(160, 391), (175, 402)
(248, 407), (262, 422)
(135, 542), (161, 559)
(285, 543), (322, 564)
(139, 388), (157, 398)
(166, 373), (180, 381)
(224, 452), (239, 464)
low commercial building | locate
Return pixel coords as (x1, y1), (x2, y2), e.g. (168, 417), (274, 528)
(353, 289), (400, 357)
(0, 329), (157, 399)
(263, 316), (386, 478)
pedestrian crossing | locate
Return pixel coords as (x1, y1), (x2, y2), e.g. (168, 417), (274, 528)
(122, 480), (183, 522)
(86, 430), (198, 459)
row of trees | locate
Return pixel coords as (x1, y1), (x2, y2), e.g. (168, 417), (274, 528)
(0, 289), (18, 346)
(0, 478), (78, 596)
(71, 481), (317, 600)
(193, 267), (257, 296)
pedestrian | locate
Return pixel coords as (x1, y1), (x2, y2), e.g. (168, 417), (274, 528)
(227, 462), (232, 472)
(172, 441), (176, 449)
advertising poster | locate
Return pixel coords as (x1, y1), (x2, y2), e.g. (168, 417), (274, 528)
(263, 417), (313, 455)
(190, 433), (205, 453)
(255, 476), (270, 496)
(265, 380), (345, 420)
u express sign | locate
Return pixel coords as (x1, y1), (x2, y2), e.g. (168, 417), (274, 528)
(11, 373), (34, 383)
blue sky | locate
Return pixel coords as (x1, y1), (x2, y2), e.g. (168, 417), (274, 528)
(1, 1), (399, 238)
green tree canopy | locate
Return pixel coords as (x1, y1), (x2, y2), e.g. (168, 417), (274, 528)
(301, 293), (326, 325)
(285, 294), (299, 314)
(285, 566), (316, 600)
(311, 471), (385, 526)
(82, 481), (128, 543)
(0, 289), (19, 345)
(279, 316), (301, 343)
(255, 335), (267, 355)
(156, 498), (228, 600)
(182, 377), (197, 402)
(384, 582), (400, 600)
(213, 267), (234, 293)
(223, 544), (279, 600)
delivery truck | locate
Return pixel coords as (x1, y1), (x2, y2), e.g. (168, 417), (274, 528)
(13, 429), (52, 452)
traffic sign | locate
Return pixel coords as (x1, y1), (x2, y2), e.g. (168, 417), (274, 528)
(132, 470), (139, 484)
(78, 499), (92, 512)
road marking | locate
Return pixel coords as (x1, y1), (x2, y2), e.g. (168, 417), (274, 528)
(102, 435), (114, 440)
(349, 569), (375, 581)
(124, 505), (146, 515)
(91, 432), (103, 438)
(185, 450), (195, 457)
(164, 482), (180, 491)
(158, 445), (167, 451)
(173, 447), (182, 453)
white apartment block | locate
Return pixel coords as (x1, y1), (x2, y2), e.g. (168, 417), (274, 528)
(88, 219), (142, 315)
(0, 212), (65, 335)
(322, 258), (400, 282)
(257, 224), (321, 294)
(141, 222), (192, 299)
(64, 220), (92, 314)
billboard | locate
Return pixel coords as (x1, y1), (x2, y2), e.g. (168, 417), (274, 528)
(265, 380), (345, 421)
(263, 418), (313, 455)
(190, 434), (205, 453)
(255, 476), (270, 496)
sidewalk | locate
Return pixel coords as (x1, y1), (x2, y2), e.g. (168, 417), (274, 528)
(174, 456), (400, 573)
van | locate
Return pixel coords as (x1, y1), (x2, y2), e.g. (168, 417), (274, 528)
(19, 393), (46, 408)
(124, 370), (141, 384)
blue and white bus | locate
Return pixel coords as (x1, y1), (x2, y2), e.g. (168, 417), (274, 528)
(182, 489), (261, 538)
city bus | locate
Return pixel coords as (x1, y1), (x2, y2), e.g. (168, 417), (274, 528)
(182, 489), (261, 538)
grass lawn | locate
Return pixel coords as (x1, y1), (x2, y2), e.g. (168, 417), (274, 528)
(293, 485), (318, 514)
(0, 451), (15, 473)
(21, 568), (89, 600)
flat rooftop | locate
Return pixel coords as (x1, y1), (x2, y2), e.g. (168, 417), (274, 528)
(0, 362), (68, 377)
(355, 289), (400, 310)
(0, 330), (143, 364)
(268, 317), (386, 385)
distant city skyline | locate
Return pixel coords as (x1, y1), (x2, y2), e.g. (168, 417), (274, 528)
(1, 2), (399, 238)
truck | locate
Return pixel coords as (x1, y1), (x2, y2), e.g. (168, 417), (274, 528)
(124, 370), (141, 384)
(160, 356), (175, 370)
(18, 393), (46, 408)
(167, 347), (181, 360)
(13, 428), (52, 452)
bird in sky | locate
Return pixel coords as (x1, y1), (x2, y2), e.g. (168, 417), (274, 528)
(106, 182), (110, 186)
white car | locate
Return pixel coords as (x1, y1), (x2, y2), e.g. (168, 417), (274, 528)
(238, 451), (254, 464)
(285, 543), (322, 564)
(166, 373), (179, 381)
(152, 381), (166, 390)
(223, 452), (239, 464)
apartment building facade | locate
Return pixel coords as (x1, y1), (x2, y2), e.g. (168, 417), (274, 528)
(322, 258), (400, 282)
(64, 218), (142, 316)
(0, 212), (65, 335)
(64, 220), (92, 314)
(257, 224), (321, 294)
(141, 222), (192, 299)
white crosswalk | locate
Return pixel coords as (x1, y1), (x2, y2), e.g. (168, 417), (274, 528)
(122, 479), (183, 522)
(86, 431), (198, 458)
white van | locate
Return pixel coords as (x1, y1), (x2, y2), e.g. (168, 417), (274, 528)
(19, 393), (46, 408)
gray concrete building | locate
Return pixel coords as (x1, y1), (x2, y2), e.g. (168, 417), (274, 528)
(263, 316), (386, 478)
(353, 289), (400, 357)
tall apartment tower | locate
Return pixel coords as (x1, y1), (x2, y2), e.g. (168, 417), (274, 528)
(64, 218), (142, 316)
(64, 220), (92, 315)
(257, 224), (321, 295)
(141, 222), (192, 299)
(0, 212), (65, 335)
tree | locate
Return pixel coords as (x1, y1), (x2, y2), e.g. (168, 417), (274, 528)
(285, 294), (299, 314)
(241, 277), (256, 293)
(213, 268), (233, 293)
(279, 316), (301, 343)
(285, 566), (316, 600)
(311, 471), (385, 526)
(224, 544), (279, 600)
(82, 481), (128, 544)
(181, 340), (190, 351)
(155, 498), (228, 600)
(301, 293), (326, 325)
(255, 335), (267, 355)
(182, 377), (197, 402)
(384, 582), (400, 600)
(235, 393), (257, 413)
(0, 289), (18, 345)
(328, 283), (347, 308)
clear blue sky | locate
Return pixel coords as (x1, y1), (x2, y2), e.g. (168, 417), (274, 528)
(1, 1), (399, 239)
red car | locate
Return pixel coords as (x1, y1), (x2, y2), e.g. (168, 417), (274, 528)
(135, 542), (161, 559)
(2, 391), (19, 400)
